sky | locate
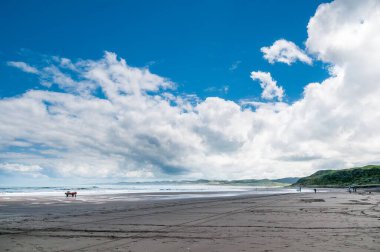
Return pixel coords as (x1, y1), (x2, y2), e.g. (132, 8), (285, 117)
(1, 0), (380, 185)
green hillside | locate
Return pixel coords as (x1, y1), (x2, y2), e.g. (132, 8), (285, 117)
(293, 165), (380, 187)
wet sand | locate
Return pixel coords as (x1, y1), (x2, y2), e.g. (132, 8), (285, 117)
(1, 191), (379, 251)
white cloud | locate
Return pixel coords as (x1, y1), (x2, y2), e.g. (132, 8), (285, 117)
(261, 39), (312, 65)
(0, 163), (42, 173)
(1, 0), (380, 180)
(204, 85), (229, 94)
(0, 163), (45, 178)
(229, 60), (241, 71)
(250, 71), (284, 101)
(7, 61), (39, 74)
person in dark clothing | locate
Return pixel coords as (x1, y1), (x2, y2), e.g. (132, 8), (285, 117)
(314, 188), (317, 194)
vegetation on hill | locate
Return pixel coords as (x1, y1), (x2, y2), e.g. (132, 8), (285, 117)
(271, 177), (300, 184)
(293, 165), (380, 187)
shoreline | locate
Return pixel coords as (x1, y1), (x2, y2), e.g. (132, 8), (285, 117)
(0, 187), (337, 205)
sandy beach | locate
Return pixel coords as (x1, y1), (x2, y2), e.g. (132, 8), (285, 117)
(1, 191), (379, 252)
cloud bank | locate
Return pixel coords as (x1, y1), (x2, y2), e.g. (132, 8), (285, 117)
(1, 0), (380, 180)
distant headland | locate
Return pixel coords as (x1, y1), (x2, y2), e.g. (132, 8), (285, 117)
(292, 165), (380, 188)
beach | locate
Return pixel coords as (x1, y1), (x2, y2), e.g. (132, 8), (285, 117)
(1, 191), (379, 252)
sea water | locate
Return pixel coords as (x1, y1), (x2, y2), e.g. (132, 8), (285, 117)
(0, 182), (318, 200)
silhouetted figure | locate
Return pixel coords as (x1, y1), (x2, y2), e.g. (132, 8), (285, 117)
(299, 186), (302, 192)
(314, 188), (317, 194)
(348, 187), (352, 194)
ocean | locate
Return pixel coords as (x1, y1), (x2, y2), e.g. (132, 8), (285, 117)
(0, 182), (318, 201)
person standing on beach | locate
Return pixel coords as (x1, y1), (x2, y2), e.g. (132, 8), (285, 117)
(314, 188), (317, 194)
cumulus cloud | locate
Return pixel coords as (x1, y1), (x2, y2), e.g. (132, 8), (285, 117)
(1, 0), (380, 180)
(250, 71), (284, 101)
(261, 39), (312, 65)
(7, 61), (39, 74)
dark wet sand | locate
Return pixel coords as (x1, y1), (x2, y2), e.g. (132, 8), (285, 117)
(1, 191), (379, 251)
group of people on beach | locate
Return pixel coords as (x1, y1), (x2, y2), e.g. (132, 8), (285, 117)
(348, 186), (357, 193)
(298, 186), (362, 194)
(65, 191), (77, 197)
(298, 187), (317, 194)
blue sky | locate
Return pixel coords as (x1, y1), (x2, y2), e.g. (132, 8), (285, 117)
(1, 0), (329, 102)
(2, 0), (379, 184)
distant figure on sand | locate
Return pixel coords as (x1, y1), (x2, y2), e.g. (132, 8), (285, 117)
(348, 187), (352, 194)
(299, 186), (302, 192)
(65, 191), (77, 197)
(314, 188), (317, 194)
